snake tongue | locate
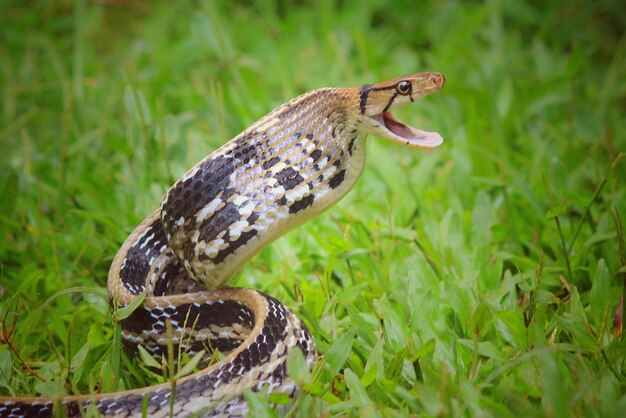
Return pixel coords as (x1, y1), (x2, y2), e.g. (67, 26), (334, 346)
(379, 111), (443, 148)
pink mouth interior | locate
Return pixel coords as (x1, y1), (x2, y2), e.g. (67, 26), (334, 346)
(374, 112), (443, 148)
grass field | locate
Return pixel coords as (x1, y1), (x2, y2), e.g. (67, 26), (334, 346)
(1, 0), (625, 416)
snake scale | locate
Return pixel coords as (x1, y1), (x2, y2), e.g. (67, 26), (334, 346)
(0, 72), (445, 417)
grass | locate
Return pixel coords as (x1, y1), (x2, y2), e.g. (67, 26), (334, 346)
(1, 0), (625, 416)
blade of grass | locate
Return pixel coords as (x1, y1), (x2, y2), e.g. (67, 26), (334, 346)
(612, 204), (625, 339)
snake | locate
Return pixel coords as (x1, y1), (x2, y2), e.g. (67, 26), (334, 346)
(0, 72), (445, 417)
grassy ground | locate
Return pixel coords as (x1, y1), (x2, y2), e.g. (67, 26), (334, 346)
(1, 0), (625, 416)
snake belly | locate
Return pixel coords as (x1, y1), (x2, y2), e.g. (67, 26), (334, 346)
(0, 72), (445, 417)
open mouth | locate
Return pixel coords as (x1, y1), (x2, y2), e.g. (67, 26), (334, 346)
(371, 111), (443, 148)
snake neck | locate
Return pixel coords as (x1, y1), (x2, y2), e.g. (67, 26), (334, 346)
(160, 87), (368, 289)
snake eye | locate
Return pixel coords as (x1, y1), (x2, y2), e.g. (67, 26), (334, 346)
(396, 80), (412, 95)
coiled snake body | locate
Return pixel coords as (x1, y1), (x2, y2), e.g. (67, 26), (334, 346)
(0, 72), (445, 417)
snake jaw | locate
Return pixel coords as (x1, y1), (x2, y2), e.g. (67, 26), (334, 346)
(369, 111), (443, 148)
(358, 71), (445, 149)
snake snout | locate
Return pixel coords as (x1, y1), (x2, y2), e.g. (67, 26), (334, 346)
(430, 73), (446, 89)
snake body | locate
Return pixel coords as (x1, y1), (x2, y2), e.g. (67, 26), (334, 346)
(0, 72), (445, 417)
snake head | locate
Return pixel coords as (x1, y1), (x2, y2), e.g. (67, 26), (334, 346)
(358, 72), (445, 148)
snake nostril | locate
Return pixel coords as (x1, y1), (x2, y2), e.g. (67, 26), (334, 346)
(432, 73), (446, 87)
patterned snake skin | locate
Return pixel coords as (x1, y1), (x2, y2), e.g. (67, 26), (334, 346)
(0, 72), (445, 417)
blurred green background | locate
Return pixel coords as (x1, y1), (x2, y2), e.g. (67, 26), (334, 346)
(1, 0), (625, 416)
